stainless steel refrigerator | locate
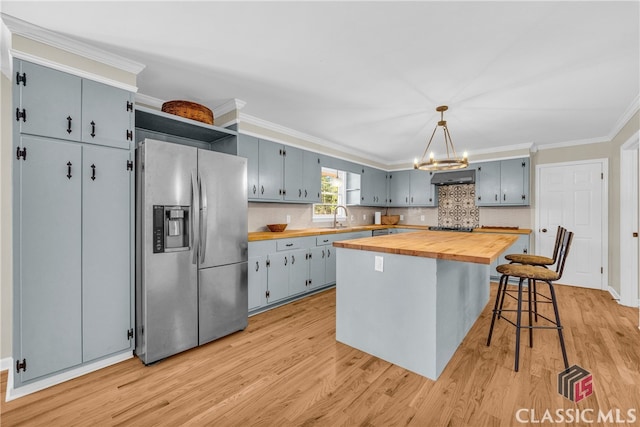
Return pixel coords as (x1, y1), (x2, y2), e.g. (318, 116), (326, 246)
(135, 138), (248, 365)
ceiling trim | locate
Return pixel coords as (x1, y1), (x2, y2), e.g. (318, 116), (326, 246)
(10, 48), (139, 93)
(135, 93), (163, 109)
(536, 136), (610, 151)
(238, 112), (389, 165)
(1, 13), (145, 75)
(215, 99), (246, 117)
(608, 94), (640, 141)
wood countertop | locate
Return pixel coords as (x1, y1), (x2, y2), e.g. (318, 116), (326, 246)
(249, 225), (531, 241)
(332, 230), (518, 264)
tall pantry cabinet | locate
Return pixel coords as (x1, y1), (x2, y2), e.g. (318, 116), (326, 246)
(12, 59), (135, 387)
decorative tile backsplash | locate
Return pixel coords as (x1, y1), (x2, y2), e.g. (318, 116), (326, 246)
(437, 184), (479, 228)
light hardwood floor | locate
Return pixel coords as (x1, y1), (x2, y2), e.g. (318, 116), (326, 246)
(2, 283), (639, 426)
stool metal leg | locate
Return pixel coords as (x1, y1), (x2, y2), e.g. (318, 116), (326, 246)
(487, 274), (508, 346)
(547, 281), (569, 369)
(514, 277), (525, 372)
(527, 278), (533, 347)
(497, 274), (510, 319)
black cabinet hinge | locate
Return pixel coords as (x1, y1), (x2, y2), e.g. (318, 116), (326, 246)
(16, 147), (27, 161)
(266, 290), (270, 298)
(478, 166), (482, 172)
(266, 259), (271, 268)
(16, 358), (26, 373)
(127, 160), (134, 171)
(522, 194), (526, 200)
(127, 328), (134, 340)
(126, 101), (134, 112)
(16, 72), (26, 86)
(15, 108), (26, 122)
(522, 161), (526, 167)
(126, 130), (133, 141)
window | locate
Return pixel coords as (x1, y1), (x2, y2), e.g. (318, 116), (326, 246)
(313, 167), (347, 220)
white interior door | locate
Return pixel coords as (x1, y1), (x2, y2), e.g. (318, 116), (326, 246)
(536, 160), (606, 289)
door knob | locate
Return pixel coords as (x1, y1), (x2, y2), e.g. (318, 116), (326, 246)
(541, 228), (548, 233)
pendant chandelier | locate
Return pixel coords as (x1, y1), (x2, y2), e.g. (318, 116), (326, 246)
(414, 105), (468, 171)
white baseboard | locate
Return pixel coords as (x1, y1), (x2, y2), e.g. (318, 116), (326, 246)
(5, 351), (133, 402)
(608, 286), (622, 302)
(1, 357), (12, 372)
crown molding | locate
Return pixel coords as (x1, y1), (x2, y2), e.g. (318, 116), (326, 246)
(238, 112), (389, 166)
(215, 99), (246, 117)
(10, 48), (139, 92)
(609, 94), (640, 141)
(135, 93), (164, 109)
(1, 13), (145, 75)
(536, 136), (610, 151)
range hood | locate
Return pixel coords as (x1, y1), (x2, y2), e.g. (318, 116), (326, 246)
(431, 169), (476, 185)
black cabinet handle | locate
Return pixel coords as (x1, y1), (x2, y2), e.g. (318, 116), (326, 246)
(299, 189), (302, 197)
(322, 250), (325, 259)
(67, 162), (72, 179)
(255, 261), (259, 272)
(292, 255), (295, 264)
(304, 190), (308, 198)
(327, 249), (331, 257)
(284, 256), (288, 266)
(252, 185), (257, 195)
(286, 243), (293, 247)
(261, 185), (264, 195)
(90, 121), (96, 138)
(90, 164), (96, 181)
(66, 116), (72, 134)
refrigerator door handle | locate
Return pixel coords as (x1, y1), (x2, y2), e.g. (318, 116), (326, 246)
(191, 170), (200, 265)
(199, 171), (208, 264)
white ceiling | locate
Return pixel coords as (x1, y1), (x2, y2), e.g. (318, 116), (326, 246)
(2, 1), (639, 165)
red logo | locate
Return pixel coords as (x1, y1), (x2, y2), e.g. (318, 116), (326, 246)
(558, 365), (593, 402)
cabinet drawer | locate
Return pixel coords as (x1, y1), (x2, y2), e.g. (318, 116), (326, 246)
(276, 239), (303, 251)
(316, 235), (335, 246)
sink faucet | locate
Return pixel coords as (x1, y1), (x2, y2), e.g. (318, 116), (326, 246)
(333, 205), (350, 228)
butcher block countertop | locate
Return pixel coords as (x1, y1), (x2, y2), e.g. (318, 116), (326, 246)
(249, 225), (531, 242)
(332, 230), (518, 264)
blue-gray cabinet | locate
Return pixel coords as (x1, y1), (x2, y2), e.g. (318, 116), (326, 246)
(12, 61), (134, 387)
(239, 135), (321, 203)
(14, 60), (133, 149)
(387, 170), (438, 207)
(475, 158), (530, 206)
(360, 167), (387, 206)
(13, 136), (133, 385)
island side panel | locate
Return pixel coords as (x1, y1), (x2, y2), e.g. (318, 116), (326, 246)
(335, 247), (439, 379)
(434, 259), (490, 376)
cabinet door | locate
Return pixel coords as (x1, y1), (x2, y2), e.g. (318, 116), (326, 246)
(16, 60), (81, 141)
(373, 170), (388, 206)
(258, 140), (284, 200)
(238, 135), (260, 200)
(309, 247), (326, 289)
(248, 255), (267, 311)
(475, 161), (501, 206)
(303, 151), (322, 202)
(501, 158), (529, 205)
(325, 245), (337, 284)
(490, 234), (530, 278)
(14, 136), (82, 383)
(82, 80), (133, 149)
(266, 252), (290, 303)
(388, 171), (410, 206)
(82, 145), (132, 362)
(409, 169), (433, 205)
(284, 146), (304, 201)
(288, 249), (309, 295)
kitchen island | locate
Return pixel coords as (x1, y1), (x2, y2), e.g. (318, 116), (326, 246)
(333, 231), (517, 380)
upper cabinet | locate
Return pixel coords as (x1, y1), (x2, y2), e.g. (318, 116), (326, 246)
(475, 158), (530, 206)
(15, 60), (133, 149)
(360, 166), (387, 206)
(388, 169), (438, 207)
(238, 134), (321, 203)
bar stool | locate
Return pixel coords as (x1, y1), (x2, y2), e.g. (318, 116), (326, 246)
(498, 226), (566, 321)
(486, 230), (573, 372)
(505, 225), (566, 266)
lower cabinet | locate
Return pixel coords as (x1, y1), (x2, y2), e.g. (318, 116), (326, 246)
(248, 231), (372, 314)
(13, 135), (133, 386)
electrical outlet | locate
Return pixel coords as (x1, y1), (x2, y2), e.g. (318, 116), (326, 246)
(286, 215), (291, 224)
(420, 215), (425, 222)
(351, 215), (354, 221)
(400, 215), (404, 221)
(375, 256), (384, 272)
(363, 214), (367, 221)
